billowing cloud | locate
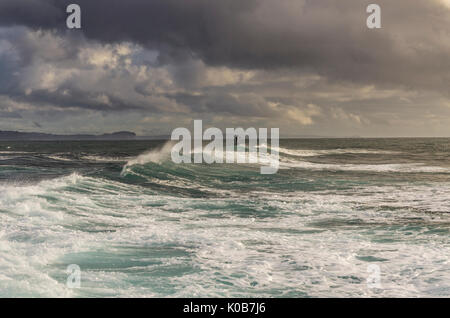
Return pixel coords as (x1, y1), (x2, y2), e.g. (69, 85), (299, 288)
(0, 0), (449, 136)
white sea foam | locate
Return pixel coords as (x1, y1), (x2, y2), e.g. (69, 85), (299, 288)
(279, 159), (450, 173)
(0, 151), (32, 160)
(47, 155), (74, 162)
(121, 143), (447, 174)
(0, 151), (33, 154)
(82, 155), (132, 162)
(278, 147), (399, 157)
(257, 145), (399, 157)
(121, 141), (174, 175)
(1, 140), (450, 297)
(1, 170), (449, 297)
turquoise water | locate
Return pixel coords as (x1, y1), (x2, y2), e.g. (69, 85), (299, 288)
(0, 138), (449, 297)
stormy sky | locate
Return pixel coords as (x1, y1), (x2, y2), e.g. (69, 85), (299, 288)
(0, 0), (449, 137)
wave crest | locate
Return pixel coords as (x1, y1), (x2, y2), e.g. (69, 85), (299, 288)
(121, 141), (174, 175)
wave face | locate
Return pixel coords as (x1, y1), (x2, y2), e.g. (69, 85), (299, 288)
(0, 138), (449, 297)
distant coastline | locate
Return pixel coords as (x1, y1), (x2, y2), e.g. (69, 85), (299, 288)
(0, 130), (170, 141)
(0, 130), (447, 141)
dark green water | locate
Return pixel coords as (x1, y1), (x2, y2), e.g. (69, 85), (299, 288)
(0, 138), (449, 297)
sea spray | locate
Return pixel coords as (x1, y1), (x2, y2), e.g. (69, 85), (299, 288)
(0, 139), (449, 297)
(121, 141), (175, 176)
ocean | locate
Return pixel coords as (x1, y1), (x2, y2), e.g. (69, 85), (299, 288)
(0, 138), (449, 297)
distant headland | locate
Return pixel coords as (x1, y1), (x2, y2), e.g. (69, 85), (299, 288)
(0, 131), (169, 141)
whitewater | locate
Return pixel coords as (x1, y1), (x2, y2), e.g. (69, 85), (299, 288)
(0, 138), (449, 297)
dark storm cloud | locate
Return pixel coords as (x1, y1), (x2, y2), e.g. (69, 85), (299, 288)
(0, 111), (22, 119)
(0, 0), (63, 29)
(167, 92), (269, 116)
(0, 0), (449, 136)
(0, 0), (449, 95)
(11, 88), (141, 112)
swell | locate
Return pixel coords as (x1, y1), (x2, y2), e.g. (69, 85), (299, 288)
(120, 142), (450, 178)
(276, 146), (400, 157)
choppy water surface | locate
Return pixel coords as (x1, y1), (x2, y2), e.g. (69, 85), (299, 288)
(0, 138), (449, 297)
